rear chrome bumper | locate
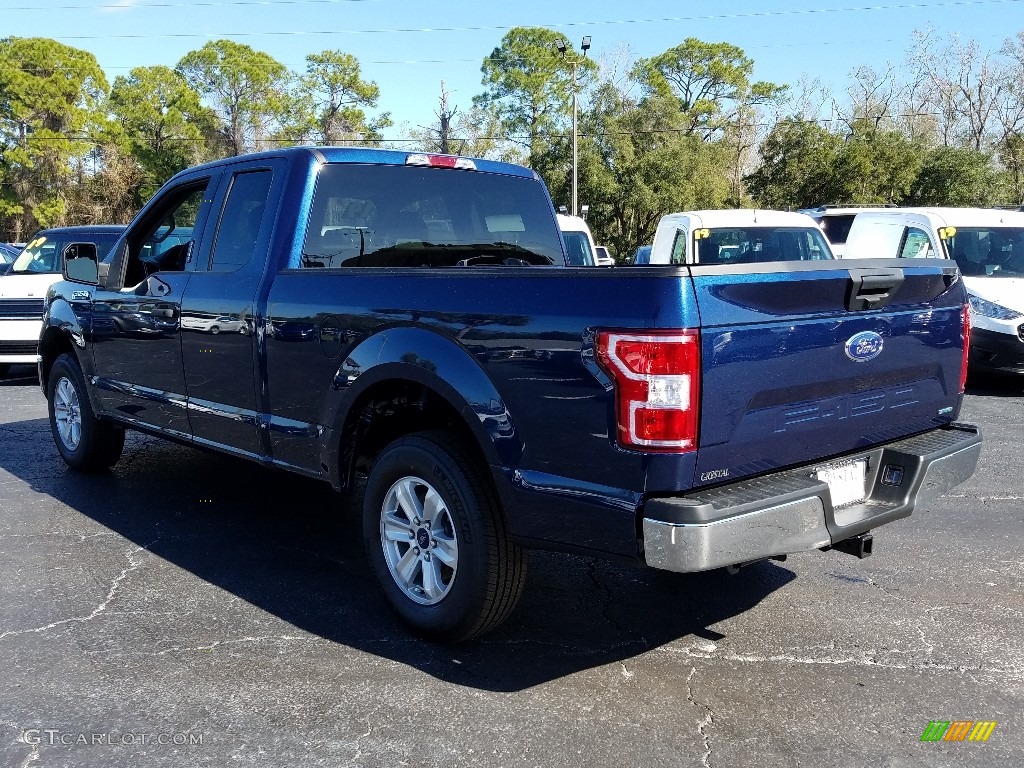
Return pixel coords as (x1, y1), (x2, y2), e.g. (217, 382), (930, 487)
(642, 424), (982, 573)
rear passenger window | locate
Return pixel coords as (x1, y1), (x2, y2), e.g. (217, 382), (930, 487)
(210, 170), (273, 272)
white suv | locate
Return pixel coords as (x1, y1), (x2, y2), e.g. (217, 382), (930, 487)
(843, 207), (1024, 376)
(0, 225), (124, 377)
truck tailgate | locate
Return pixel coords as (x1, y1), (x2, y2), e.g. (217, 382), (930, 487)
(689, 259), (966, 488)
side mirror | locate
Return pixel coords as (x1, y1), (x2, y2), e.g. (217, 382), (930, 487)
(63, 242), (99, 285)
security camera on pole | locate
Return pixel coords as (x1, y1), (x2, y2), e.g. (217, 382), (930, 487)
(555, 36), (591, 217)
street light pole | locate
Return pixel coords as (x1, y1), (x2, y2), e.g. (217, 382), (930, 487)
(556, 36), (591, 217)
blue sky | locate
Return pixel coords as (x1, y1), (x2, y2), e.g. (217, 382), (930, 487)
(4, 0), (1022, 139)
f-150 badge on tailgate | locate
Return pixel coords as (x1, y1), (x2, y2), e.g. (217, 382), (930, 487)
(845, 330), (884, 362)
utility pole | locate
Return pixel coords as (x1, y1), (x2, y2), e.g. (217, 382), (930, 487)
(556, 36), (591, 216)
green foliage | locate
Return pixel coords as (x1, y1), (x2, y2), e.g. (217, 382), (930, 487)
(561, 80), (731, 259)
(0, 36), (108, 239)
(634, 38), (786, 139)
(474, 27), (597, 165)
(177, 40), (289, 156)
(109, 65), (217, 201)
(907, 146), (1005, 206)
(744, 119), (845, 209)
(282, 50), (391, 145)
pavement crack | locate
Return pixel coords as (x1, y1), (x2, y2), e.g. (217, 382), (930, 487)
(685, 667), (715, 768)
(0, 538), (156, 643)
(660, 643), (1021, 683)
(349, 704), (384, 764)
(1, 720), (40, 768)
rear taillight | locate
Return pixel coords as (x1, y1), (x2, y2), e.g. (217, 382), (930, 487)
(595, 330), (700, 452)
(405, 153), (477, 170)
(960, 303), (971, 393)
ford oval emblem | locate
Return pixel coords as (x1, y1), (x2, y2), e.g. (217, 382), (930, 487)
(845, 331), (884, 362)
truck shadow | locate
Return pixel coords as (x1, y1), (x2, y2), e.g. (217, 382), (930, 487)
(1, 418), (794, 693)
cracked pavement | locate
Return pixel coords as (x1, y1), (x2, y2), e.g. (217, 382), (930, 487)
(1, 363), (1022, 767)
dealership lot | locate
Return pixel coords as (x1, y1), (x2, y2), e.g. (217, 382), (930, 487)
(1, 364), (1022, 767)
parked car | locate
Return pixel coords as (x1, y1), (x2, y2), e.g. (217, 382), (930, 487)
(0, 225), (124, 377)
(801, 205), (896, 257)
(40, 147), (979, 642)
(556, 213), (597, 266)
(593, 245), (615, 266)
(842, 207), (1024, 375)
(646, 209), (834, 265)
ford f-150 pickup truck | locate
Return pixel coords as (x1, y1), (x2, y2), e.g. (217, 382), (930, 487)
(40, 147), (982, 641)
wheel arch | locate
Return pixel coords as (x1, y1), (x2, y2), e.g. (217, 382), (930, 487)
(323, 326), (522, 492)
(38, 299), (90, 395)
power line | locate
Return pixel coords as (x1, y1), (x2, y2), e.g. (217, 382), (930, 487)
(12, 0), (1024, 40)
(4, 113), (950, 145)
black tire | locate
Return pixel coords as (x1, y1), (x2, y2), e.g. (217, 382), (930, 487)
(47, 353), (125, 471)
(362, 430), (526, 642)
(209, 325), (220, 335)
(0, 364), (10, 378)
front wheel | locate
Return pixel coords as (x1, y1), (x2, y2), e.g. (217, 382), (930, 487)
(47, 354), (125, 471)
(362, 431), (526, 642)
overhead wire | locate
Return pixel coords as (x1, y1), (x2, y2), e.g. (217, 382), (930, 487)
(4, 0), (1024, 39)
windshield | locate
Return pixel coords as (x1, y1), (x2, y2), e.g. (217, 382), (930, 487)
(11, 232), (121, 275)
(945, 227), (1024, 277)
(301, 164), (563, 268)
(562, 231), (595, 266)
(694, 226), (833, 265)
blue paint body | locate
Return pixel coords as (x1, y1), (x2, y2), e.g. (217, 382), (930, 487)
(40, 147), (969, 561)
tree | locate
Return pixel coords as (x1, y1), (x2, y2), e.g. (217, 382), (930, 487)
(0, 36), (108, 240)
(909, 29), (1009, 150)
(474, 27), (597, 166)
(633, 38), (786, 140)
(745, 118), (845, 209)
(108, 65), (217, 202)
(176, 40), (289, 156)
(282, 49), (390, 145)
(836, 123), (924, 203)
(568, 78), (730, 259)
(907, 146), (1004, 206)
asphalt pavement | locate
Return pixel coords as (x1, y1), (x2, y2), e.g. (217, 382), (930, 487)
(1, 363), (1021, 767)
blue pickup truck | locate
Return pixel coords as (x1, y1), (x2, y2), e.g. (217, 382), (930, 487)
(40, 147), (981, 641)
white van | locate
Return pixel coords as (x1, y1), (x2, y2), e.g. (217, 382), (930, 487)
(647, 209), (834, 265)
(557, 213), (597, 266)
(843, 208), (1024, 375)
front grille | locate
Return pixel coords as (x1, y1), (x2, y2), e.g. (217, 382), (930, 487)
(0, 298), (45, 320)
(0, 341), (38, 356)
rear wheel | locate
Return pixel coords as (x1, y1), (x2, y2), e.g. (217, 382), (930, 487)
(47, 354), (124, 471)
(362, 430), (526, 642)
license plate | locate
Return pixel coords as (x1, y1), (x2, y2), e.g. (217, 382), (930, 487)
(816, 459), (867, 508)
